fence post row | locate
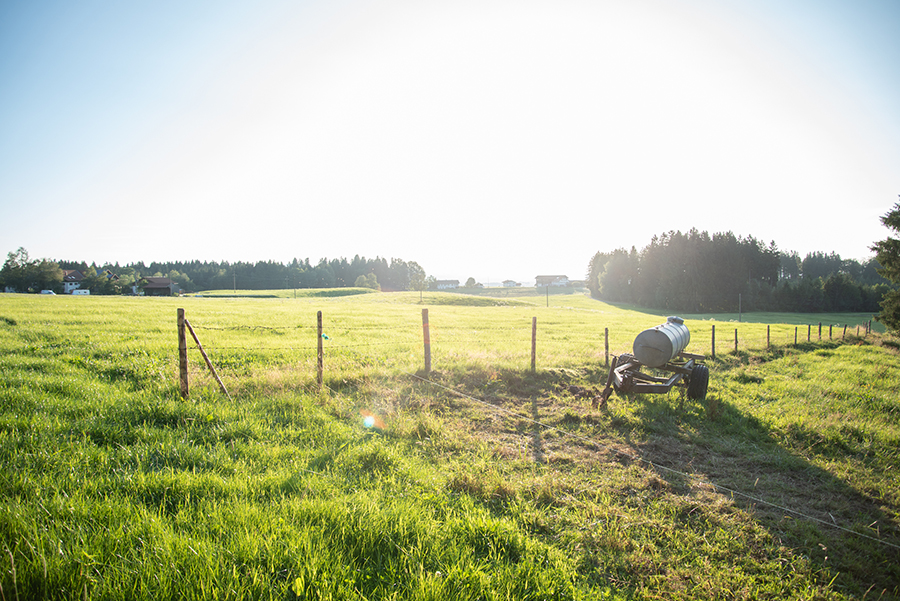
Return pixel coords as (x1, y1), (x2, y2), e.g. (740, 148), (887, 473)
(177, 309), (878, 396)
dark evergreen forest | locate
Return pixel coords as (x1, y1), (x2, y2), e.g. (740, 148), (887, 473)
(587, 230), (891, 313)
(51, 256), (427, 294)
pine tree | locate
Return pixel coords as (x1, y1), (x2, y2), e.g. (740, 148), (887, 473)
(871, 199), (900, 332)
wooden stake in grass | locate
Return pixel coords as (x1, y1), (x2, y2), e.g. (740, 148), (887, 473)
(422, 308), (431, 375)
(794, 326), (798, 345)
(531, 317), (537, 373)
(605, 327), (610, 367)
(317, 311), (324, 390)
(178, 308), (189, 399)
(734, 328), (738, 354)
(767, 325), (770, 348)
(711, 325), (716, 360)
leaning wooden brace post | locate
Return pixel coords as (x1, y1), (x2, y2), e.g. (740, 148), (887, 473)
(317, 311), (324, 390)
(177, 308), (189, 399)
(422, 308), (431, 375)
(531, 317), (537, 373)
(184, 319), (230, 399)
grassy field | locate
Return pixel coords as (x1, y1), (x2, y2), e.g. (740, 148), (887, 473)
(0, 290), (897, 600)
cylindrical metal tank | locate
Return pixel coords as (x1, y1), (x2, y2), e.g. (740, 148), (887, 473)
(632, 316), (690, 368)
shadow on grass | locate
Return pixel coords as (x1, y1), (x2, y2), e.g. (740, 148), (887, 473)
(328, 356), (899, 598)
(610, 387), (900, 599)
(433, 358), (898, 597)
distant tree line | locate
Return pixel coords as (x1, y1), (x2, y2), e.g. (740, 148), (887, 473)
(587, 230), (892, 313)
(1, 249), (428, 295)
(0, 248), (65, 293)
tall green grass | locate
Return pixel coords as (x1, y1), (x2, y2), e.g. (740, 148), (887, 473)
(0, 291), (896, 599)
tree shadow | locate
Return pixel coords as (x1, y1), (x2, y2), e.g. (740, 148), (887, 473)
(606, 389), (900, 598)
(331, 363), (899, 596)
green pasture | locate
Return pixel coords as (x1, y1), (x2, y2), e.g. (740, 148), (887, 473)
(190, 287), (378, 299)
(0, 291), (897, 600)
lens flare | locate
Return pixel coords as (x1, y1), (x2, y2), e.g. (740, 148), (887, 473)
(359, 410), (385, 430)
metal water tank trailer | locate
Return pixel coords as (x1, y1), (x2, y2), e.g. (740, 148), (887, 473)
(632, 316), (691, 368)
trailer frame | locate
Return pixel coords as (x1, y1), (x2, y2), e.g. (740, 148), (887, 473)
(594, 351), (708, 408)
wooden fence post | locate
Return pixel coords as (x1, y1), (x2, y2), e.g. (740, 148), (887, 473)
(734, 328), (738, 354)
(178, 308), (189, 399)
(766, 325), (770, 348)
(711, 325), (716, 360)
(604, 327), (609, 367)
(807, 324), (811, 342)
(317, 311), (324, 390)
(422, 308), (431, 375)
(842, 324), (847, 339)
(829, 324), (833, 340)
(818, 322), (822, 341)
(794, 326), (798, 345)
(531, 317), (537, 373)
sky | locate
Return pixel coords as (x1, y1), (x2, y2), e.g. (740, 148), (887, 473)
(1, 0), (898, 285)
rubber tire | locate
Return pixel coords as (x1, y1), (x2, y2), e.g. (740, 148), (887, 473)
(687, 364), (709, 401)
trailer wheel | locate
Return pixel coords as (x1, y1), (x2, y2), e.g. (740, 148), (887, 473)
(687, 364), (709, 400)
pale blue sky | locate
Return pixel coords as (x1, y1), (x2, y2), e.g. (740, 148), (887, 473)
(1, 0), (898, 284)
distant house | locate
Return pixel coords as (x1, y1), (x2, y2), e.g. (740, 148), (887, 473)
(535, 275), (569, 288)
(62, 270), (84, 294)
(502, 280), (521, 288)
(435, 280), (459, 290)
(136, 277), (177, 296)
